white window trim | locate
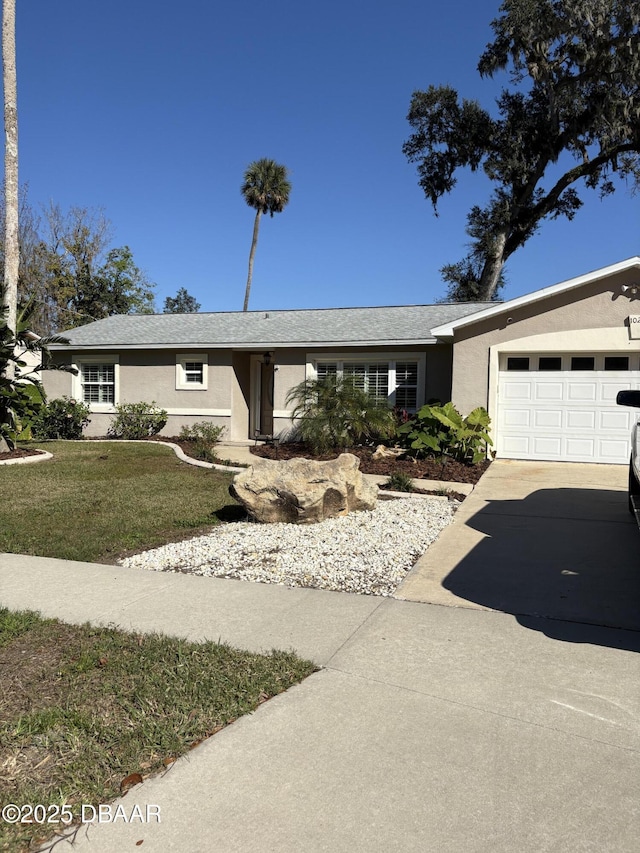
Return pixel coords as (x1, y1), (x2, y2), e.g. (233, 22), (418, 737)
(306, 351), (426, 410)
(72, 355), (120, 413)
(176, 353), (208, 391)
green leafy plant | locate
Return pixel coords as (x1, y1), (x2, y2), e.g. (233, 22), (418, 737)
(0, 293), (75, 450)
(385, 471), (415, 492)
(33, 396), (90, 440)
(178, 421), (225, 462)
(107, 401), (167, 440)
(397, 402), (492, 465)
(285, 375), (396, 455)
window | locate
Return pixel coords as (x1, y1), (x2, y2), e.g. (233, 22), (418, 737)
(184, 361), (204, 383)
(311, 356), (423, 411)
(507, 357), (530, 371)
(316, 363), (338, 381)
(395, 362), (418, 410)
(604, 356), (629, 371)
(571, 356), (595, 371)
(538, 357), (562, 371)
(344, 363), (389, 401)
(176, 354), (208, 390)
(81, 364), (115, 404)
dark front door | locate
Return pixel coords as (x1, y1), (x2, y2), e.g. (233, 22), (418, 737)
(259, 362), (274, 435)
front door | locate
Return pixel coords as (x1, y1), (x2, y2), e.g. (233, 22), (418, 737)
(259, 361), (274, 435)
(251, 355), (274, 436)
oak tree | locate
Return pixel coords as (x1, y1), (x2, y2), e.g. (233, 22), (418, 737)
(403, 0), (640, 301)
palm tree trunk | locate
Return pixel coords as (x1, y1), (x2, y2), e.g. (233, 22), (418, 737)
(3, 0), (18, 345)
(243, 209), (261, 312)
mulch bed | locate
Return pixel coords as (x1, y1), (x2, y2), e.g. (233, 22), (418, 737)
(378, 483), (468, 501)
(10, 437), (488, 485)
(0, 447), (46, 462)
(250, 442), (490, 485)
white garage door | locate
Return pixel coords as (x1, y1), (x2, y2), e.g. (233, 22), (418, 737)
(498, 354), (640, 463)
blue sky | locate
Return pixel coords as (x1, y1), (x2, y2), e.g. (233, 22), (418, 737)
(11, 0), (639, 313)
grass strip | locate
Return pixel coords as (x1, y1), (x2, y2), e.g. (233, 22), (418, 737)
(0, 607), (316, 852)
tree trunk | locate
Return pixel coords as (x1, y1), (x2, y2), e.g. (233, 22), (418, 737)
(3, 0), (18, 366)
(478, 231), (508, 301)
(243, 209), (261, 312)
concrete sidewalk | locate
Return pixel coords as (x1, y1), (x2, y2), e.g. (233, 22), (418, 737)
(1, 545), (639, 852)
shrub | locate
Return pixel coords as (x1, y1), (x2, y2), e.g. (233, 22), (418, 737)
(33, 397), (91, 440)
(178, 421), (225, 462)
(385, 471), (415, 492)
(107, 401), (168, 440)
(285, 375), (396, 455)
(396, 402), (492, 465)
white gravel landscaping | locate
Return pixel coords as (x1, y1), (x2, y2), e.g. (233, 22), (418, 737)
(120, 496), (458, 597)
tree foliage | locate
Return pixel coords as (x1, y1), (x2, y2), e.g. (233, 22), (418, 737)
(403, 0), (640, 301)
(163, 287), (201, 313)
(0, 198), (156, 333)
(241, 158), (291, 312)
(0, 287), (75, 451)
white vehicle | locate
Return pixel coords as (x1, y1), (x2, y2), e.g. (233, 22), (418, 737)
(616, 390), (640, 517)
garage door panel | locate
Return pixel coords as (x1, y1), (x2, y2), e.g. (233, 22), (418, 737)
(501, 435), (532, 455)
(567, 382), (597, 401)
(533, 382), (563, 401)
(498, 364), (639, 464)
(599, 410), (631, 430)
(503, 382), (533, 401)
(502, 408), (531, 427)
(599, 439), (629, 460)
(532, 436), (564, 456)
(533, 410), (562, 428)
(566, 410), (596, 429)
(565, 437), (596, 457)
(601, 381), (633, 401)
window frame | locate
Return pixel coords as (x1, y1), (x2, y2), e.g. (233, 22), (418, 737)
(72, 355), (119, 412)
(176, 353), (208, 391)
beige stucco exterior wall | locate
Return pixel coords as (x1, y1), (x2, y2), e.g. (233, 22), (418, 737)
(41, 341), (457, 440)
(42, 349), (234, 437)
(41, 366), (74, 400)
(230, 352), (251, 441)
(451, 269), (640, 415)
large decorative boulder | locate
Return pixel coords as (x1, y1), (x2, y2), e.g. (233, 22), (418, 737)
(229, 453), (378, 524)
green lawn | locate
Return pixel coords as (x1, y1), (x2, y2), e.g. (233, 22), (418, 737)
(0, 441), (240, 562)
(0, 607), (315, 852)
(0, 445), (317, 851)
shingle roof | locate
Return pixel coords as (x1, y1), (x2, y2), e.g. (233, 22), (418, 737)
(53, 303), (493, 349)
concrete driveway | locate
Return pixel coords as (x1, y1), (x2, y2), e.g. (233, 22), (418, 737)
(398, 460), (640, 635)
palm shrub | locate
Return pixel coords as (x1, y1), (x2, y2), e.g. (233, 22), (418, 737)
(285, 375), (396, 455)
(107, 401), (168, 439)
(397, 402), (492, 464)
(385, 471), (415, 492)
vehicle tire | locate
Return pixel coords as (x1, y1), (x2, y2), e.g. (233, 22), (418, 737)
(628, 457), (640, 514)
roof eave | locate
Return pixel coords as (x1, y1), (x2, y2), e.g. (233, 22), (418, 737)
(430, 257), (640, 338)
(48, 337), (440, 351)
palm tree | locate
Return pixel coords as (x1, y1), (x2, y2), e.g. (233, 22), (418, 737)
(2, 0), (18, 351)
(241, 158), (291, 312)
